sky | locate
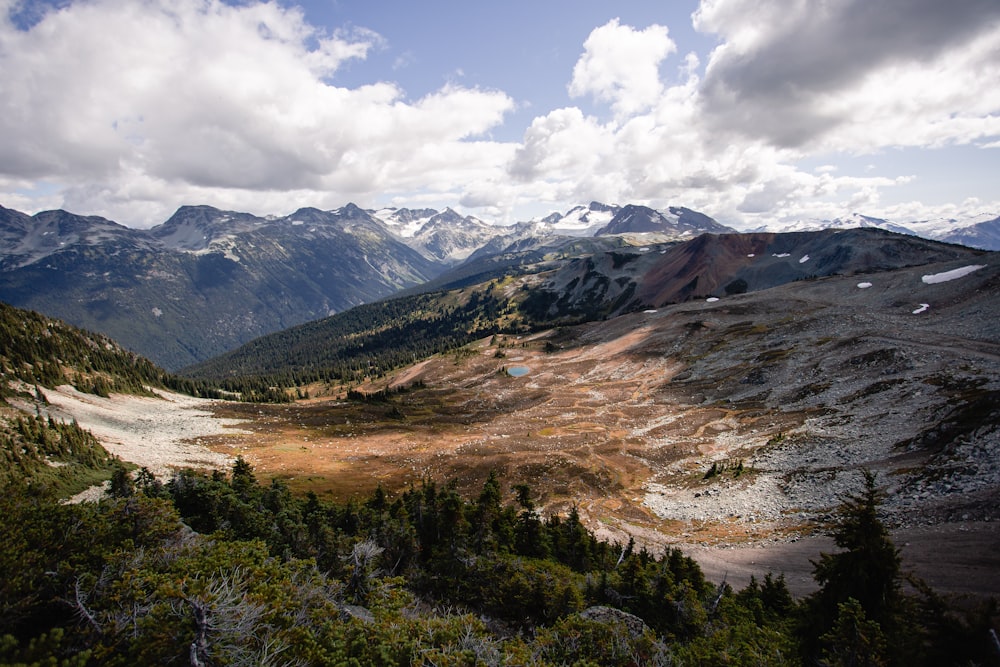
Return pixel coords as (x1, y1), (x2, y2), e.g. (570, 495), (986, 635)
(1, 0), (998, 230)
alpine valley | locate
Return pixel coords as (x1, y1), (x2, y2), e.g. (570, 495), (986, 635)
(1, 202), (999, 664)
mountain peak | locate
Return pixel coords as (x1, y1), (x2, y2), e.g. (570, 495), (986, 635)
(596, 204), (733, 237)
(335, 202), (369, 218)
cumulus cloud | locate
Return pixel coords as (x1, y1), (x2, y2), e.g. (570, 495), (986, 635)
(568, 18), (676, 118)
(2, 1), (998, 229)
(508, 7), (1000, 228)
(0, 0), (513, 226)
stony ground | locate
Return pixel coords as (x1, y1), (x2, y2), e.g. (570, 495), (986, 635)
(28, 385), (245, 501)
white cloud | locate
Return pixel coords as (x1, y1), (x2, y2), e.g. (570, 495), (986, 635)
(0, 0), (513, 226)
(1, 1), (997, 230)
(508, 4), (1000, 228)
(568, 19), (676, 118)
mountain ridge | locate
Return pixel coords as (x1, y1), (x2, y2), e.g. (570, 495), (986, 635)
(750, 211), (1000, 250)
(2, 199), (996, 372)
(0, 200), (735, 369)
(184, 227), (993, 384)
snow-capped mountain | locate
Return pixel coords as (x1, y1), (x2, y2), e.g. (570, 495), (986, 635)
(0, 204), (440, 370)
(372, 207), (507, 264)
(0, 206), (154, 270)
(752, 212), (1000, 250)
(9, 196), (991, 372)
(537, 201), (619, 236)
(374, 201), (734, 264)
(597, 204), (733, 237)
(407, 209), (500, 264)
(371, 207), (439, 238)
(906, 214), (1000, 250)
(150, 205), (266, 252)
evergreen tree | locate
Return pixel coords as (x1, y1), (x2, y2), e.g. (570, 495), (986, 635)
(804, 470), (902, 660)
(818, 598), (890, 667)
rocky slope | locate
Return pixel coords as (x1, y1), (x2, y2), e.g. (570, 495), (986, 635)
(346, 253), (999, 577)
(143, 249), (995, 598)
(181, 228), (998, 544)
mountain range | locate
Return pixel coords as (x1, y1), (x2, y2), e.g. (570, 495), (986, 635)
(185, 226), (993, 382)
(0, 201), (736, 369)
(1, 199), (996, 370)
(0, 204), (439, 370)
(748, 211), (1000, 250)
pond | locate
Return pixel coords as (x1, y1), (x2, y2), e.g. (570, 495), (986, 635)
(506, 365), (531, 377)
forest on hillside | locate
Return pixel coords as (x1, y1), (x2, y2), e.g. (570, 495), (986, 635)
(182, 282), (528, 388)
(1, 461), (995, 667)
(0, 301), (289, 403)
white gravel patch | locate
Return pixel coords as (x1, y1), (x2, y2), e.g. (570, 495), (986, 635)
(644, 475), (791, 523)
(36, 385), (246, 479)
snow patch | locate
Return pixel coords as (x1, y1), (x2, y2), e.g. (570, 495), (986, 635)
(912, 303), (930, 314)
(799, 254), (810, 263)
(857, 282), (872, 289)
(747, 253), (755, 258)
(706, 297), (719, 303)
(921, 264), (986, 284)
(772, 253), (790, 258)
(151, 307), (163, 317)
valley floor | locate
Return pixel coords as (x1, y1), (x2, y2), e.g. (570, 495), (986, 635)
(33, 382), (1000, 601)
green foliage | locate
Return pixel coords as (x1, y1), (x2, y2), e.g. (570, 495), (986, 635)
(0, 300), (274, 403)
(532, 613), (668, 666)
(182, 287), (521, 389)
(818, 598), (889, 667)
(0, 628), (92, 667)
(0, 414), (118, 496)
(805, 471), (901, 639)
(0, 460), (991, 666)
(0, 301), (167, 399)
(704, 458), (744, 480)
(797, 470), (998, 666)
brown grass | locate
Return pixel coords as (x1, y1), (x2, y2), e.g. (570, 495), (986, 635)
(201, 324), (808, 546)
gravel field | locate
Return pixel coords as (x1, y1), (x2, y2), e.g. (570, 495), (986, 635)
(29, 385), (247, 500)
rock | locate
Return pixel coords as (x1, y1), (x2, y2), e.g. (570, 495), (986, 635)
(340, 604), (375, 624)
(579, 606), (650, 637)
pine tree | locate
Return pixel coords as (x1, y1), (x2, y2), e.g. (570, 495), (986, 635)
(804, 470), (902, 661)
